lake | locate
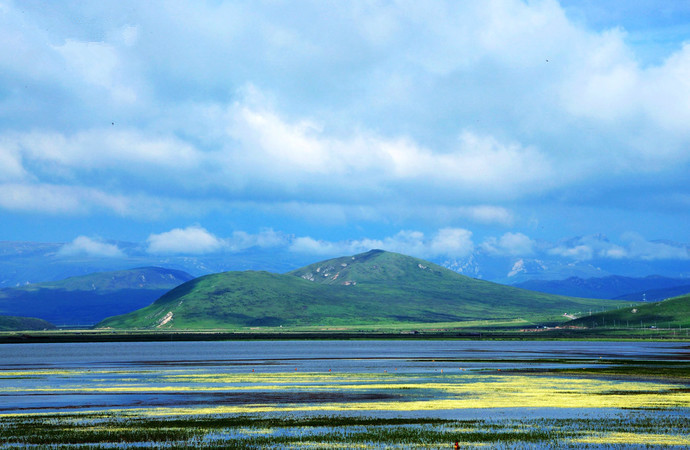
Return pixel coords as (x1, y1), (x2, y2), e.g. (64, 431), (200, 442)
(1, 340), (689, 447)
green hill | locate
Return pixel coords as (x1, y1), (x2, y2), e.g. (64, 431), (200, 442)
(0, 267), (193, 326)
(569, 293), (690, 329)
(0, 315), (56, 331)
(98, 250), (619, 330)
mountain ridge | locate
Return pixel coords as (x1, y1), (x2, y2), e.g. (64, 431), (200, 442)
(514, 275), (690, 300)
(0, 267), (193, 326)
(0, 315), (56, 331)
(98, 250), (620, 330)
(3, 238), (690, 288)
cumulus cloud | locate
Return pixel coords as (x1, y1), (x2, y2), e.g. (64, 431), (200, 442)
(1, 0), (689, 244)
(548, 235), (620, 261)
(549, 244), (595, 261)
(289, 228), (474, 259)
(145, 226), (291, 255)
(621, 232), (690, 260)
(562, 36), (690, 135)
(58, 236), (125, 258)
(481, 232), (536, 256)
(289, 236), (358, 256)
(547, 234), (688, 261)
(428, 228), (475, 257)
(1, 98), (555, 216)
(56, 225), (690, 268)
(227, 228), (291, 251)
(222, 102), (555, 199)
(146, 226), (225, 255)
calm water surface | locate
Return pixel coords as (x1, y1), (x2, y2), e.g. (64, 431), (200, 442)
(1, 340), (687, 371)
(1, 340), (688, 416)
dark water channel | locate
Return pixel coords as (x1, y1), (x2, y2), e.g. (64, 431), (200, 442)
(1, 340), (687, 371)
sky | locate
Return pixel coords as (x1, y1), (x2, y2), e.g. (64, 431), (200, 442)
(1, 0), (690, 265)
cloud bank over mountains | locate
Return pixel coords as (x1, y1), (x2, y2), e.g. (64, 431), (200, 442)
(1, 0), (689, 254)
(66, 226), (688, 267)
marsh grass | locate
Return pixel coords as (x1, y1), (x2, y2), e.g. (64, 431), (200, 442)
(3, 413), (690, 448)
(2, 343), (689, 448)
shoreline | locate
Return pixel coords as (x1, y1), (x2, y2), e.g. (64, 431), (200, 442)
(2, 328), (689, 344)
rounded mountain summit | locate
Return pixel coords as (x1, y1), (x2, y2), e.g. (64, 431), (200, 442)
(97, 250), (617, 329)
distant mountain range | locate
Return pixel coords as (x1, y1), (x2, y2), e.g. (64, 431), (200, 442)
(0, 241), (311, 288)
(3, 248), (688, 332)
(2, 236), (690, 289)
(513, 275), (690, 301)
(98, 250), (619, 330)
(442, 254), (690, 285)
(0, 267), (193, 326)
(2, 236), (689, 331)
(613, 284), (690, 302)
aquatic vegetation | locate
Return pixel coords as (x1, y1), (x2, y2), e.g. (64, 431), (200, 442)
(573, 432), (690, 446)
(2, 413), (690, 448)
(1, 341), (689, 447)
(5, 369), (689, 414)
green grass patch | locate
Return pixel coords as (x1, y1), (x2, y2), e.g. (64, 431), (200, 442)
(2, 413), (689, 448)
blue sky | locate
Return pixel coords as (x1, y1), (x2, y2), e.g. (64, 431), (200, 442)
(1, 0), (689, 265)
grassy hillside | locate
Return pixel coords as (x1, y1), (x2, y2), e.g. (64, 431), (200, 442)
(0, 267), (193, 326)
(569, 293), (690, 329)
(99, 250), (619, 330)
(614, 284), (690, 302)
(0, 315), (56, 331)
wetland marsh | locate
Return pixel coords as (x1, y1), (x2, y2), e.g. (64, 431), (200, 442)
(1, 340), (689, 448)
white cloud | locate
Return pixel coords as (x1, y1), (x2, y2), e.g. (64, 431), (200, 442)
(0, 4), (61, 81)
(1, 98), (554, 214)
(459, 206), (514, 226)
(289, 228), (474, 259)
(227, 228), (291, 251)
(58, 236), (125, 258)
(18, 129), (202, 173)
(146, 226), (225, 255)
(219, 99), (556, 200)
(482, 232), (535, 256)
(119, 25), (140, 47)
(289, 236), (356, 256)
(428, 228), (475, 257)
(378, 230), (430, 257)
(53, 39), (136, 103)
(558, 31), (690, 172)
(601, 246), (627, 259)
(548, 235), (623, 261)
(0, 143), (25, 181)
(0, 181), (190, 219)
(547, 234), (689, 261)
(0, 183), (130, 214)
(1, 0), (690, 241)
(549, 244), (595, 261)
(564, 37), (690, 134)
(621, 232), (690, 260)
